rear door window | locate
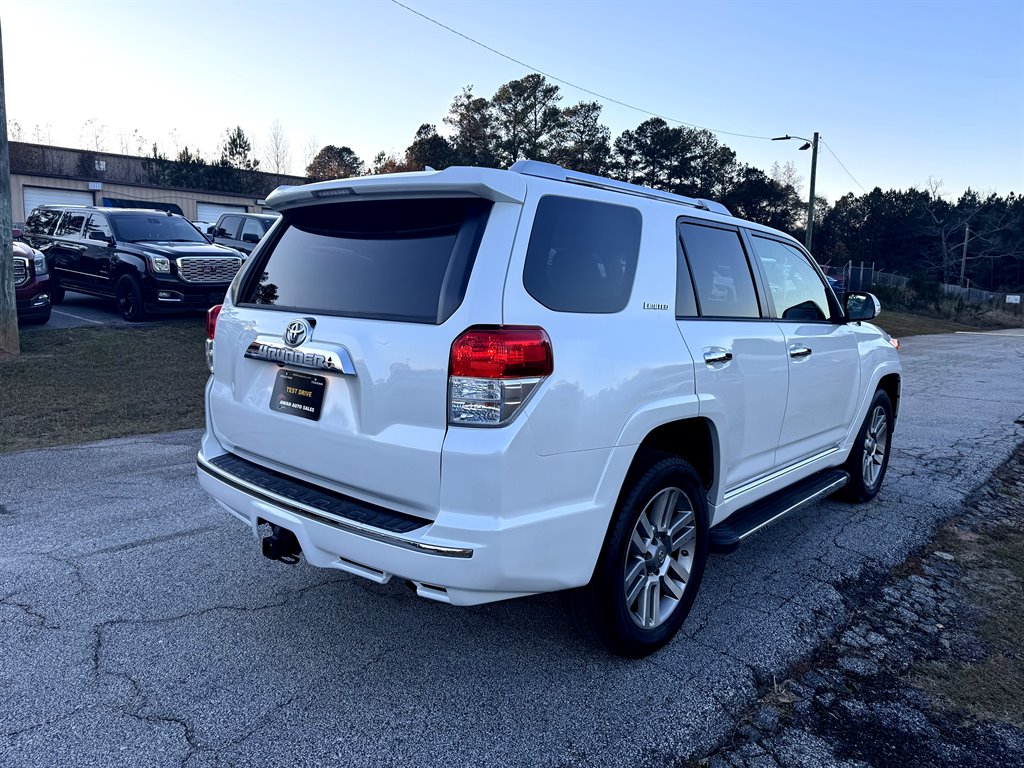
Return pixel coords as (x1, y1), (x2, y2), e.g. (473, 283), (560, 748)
(239, 197), (493, 324)
(523, 195), (641, 313)
(678, 221), (761, 319)
(56, 211), (87, 239)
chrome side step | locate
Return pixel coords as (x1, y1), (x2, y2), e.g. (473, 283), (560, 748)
(709, 469), (849, 554)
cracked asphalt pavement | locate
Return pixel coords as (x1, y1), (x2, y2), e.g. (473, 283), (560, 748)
(2, 329), (1022, 767)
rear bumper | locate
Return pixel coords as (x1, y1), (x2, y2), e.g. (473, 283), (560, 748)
(196, 442), (619, 606)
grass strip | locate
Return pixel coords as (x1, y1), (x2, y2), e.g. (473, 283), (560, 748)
(873, 309), (1022, 339)
(0, 321), (208, 453)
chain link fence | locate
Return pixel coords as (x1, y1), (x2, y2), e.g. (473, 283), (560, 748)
(820, 262), (1023, 318)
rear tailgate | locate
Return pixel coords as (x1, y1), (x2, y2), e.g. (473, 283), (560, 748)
(207, 182), (524, 519)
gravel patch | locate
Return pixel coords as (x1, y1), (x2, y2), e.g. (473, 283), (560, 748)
(688, 443), (1024, 768)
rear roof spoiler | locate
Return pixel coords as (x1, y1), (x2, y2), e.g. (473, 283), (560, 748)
(266, 167), (527, 211)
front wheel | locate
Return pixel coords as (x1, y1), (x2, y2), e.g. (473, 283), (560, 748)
(573, 454), (709, 658)
(841, 390), (893, 502)
(115, 274), (147, 322)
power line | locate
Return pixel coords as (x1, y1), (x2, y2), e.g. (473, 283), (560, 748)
(388, 0), (775, 141)
(821, 138), (868, 194)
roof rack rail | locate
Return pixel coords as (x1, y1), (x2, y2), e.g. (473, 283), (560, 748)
(508, 159), (732, 216)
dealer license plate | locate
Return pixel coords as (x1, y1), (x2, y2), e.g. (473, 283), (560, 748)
(270, 370), (326, 421)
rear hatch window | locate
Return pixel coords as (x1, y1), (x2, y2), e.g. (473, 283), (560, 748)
(238, 197), (493, 324)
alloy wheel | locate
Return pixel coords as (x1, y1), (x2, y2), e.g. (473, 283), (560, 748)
(862, 405), (889, 489)
(623, 487), (696, 629)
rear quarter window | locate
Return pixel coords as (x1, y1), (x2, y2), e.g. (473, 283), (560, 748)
(25, 208), (62, 235)
(238, 197), (493, 324)
(523, 196), (642, 314)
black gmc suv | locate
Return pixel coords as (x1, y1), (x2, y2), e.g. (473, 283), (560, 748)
(23, 205), (244, 321)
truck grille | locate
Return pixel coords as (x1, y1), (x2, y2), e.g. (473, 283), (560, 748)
(13, 257), (30, 287)
(176, 257), (242, 283)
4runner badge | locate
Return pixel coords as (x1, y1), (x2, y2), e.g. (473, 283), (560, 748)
(284, 319), (312, 347)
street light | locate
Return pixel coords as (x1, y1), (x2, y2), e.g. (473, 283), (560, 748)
(772, 132), (819, 252)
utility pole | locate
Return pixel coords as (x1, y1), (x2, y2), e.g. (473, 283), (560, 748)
(806, 131), (819, 253)
(0, 19), (21, 356)
(959, 223), (969, 287)
(771, 131), (820, 253)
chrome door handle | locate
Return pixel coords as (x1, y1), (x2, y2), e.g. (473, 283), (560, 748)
(703, 348), (733, 366)
(789, 345), (812, 359)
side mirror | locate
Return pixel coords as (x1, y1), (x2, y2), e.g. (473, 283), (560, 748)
(242, 232), (260, 244)
(206, 225), (216, 235)
(846, 291), (881, 321)
(12, 227), (23, 239)
(88, 231), (113, 244)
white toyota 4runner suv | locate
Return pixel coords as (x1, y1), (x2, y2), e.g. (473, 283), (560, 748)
(198, 161), (901, 657)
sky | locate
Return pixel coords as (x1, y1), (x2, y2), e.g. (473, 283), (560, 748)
(2, 0), (1022, 204)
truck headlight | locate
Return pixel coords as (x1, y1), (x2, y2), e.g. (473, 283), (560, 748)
(33, 251), (48, 276)
(145, 252), (171, 273)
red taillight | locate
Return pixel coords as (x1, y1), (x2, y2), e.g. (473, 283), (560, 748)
(206, 304), (223, 340)
(450, 327), (553, 379)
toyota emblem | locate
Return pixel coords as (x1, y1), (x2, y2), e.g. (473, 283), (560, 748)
(283, 319), (311, 347)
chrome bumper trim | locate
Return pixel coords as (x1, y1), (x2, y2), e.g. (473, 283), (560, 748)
(197, 454), (473, 559)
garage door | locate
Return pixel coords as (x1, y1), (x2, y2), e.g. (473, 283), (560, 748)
(197, 203), (247, 222)
(23, 187), (93, 220)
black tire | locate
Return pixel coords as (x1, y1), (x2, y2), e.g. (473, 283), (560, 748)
(49, 284), (65, 305)
(115, 274), (147, 322)
(840, 390), (893, 502)
(572, 453), (709, 658)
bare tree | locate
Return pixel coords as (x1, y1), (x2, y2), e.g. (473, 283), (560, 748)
(117, 128), (147, 156)
(79, 118), (107, 151)
(302, 135), (318, 175)
(8, 118), (21, 141)
(921, 180), (987, 284)
(264, 119), (291, 175)
(32, 123), (52, 144)
(770, 160), (804, 196)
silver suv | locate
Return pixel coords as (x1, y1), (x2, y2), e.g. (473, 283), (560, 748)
(197, 161), (901, 657)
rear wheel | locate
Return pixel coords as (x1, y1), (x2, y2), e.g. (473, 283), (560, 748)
(573, 453), (709, 657)
(115, 274), (147, 322)
(841, 390), (893, 502)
